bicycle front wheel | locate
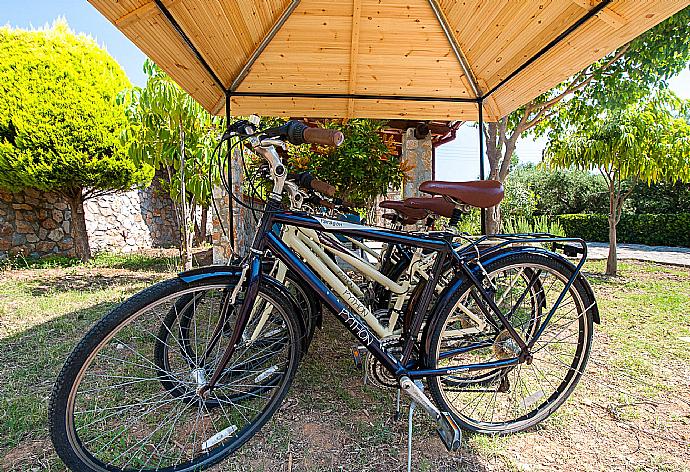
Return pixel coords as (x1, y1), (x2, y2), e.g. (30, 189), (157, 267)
(49, 276), (302, 472)
(426, 251), (594, 434)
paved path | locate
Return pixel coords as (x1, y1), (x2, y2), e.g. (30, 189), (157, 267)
(587, 242), (690, 267)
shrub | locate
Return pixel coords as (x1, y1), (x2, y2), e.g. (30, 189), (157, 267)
(557, 213), (690, 247)
(506, 164), (609, 216)
(502, 215), (565, 236)
(288, 119), (404, 207)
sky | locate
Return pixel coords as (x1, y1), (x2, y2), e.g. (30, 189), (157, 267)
(2, 1), (689, 181)
(1, 1), (148, 86)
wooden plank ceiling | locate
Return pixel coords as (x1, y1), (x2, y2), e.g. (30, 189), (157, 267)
(90, 0), (689, 121)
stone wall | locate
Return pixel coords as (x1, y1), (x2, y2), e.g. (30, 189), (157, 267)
(0, 177), (179, 260)
(0, 189), (74, 258)
(84, 178), (178, 253)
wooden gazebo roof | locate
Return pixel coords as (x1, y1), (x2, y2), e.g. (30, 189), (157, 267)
(90, 0), (688, 121)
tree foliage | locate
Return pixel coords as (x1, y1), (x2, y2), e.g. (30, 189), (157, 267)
(483, 6), (690, 232)
(0, 20), (153, 260)
(544, 97), (690, 274)
(545, 99), (690, 184)
(288, 119), (404, 207)
(504, 164), (609, 217)
(120, 60), (221, 268)
(121, 60), (219, 207)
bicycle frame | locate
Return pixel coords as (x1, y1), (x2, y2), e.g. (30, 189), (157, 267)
(200, 142), (589, 394)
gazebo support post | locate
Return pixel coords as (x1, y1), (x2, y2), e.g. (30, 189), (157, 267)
(478, 99), (487, 235)
(225, 92), (235, 258)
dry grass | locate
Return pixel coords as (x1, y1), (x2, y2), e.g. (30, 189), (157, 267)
(0, 258), (688, 471)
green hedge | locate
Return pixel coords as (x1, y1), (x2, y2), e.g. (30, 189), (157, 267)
(557, 214), (690, 247)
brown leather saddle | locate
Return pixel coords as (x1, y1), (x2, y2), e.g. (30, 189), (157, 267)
(380, 200), (427, 225)
(403, 196), (455, 218)
(418, 180), (504, 208)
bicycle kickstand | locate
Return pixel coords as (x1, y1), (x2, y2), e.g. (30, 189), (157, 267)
(407, 388), (417, 472)
(399, 376), (462, 454)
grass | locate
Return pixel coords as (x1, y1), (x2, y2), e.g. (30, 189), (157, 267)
(0, 258), (688, 471)
(0, 251), (180, 272)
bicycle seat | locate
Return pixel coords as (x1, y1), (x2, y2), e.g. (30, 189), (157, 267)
(382, 212), (421, 226)
(380, 200), (427, 224)
(419, 180), (504, 208)
(404, 197), (455, 218)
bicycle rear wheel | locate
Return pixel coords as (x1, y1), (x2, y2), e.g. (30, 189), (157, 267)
(50, 276), (301, 472)
(426, 251), (594, 434)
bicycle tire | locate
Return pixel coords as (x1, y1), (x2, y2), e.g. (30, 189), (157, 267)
(49, 276), (302, 472)
(425, 251), (594, 435)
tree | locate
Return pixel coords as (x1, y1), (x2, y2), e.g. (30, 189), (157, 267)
(0, 21), (152, 260)
(483, 6), (690, 232)
(544, 98), (690, 275)
(121, 60), (220, 270)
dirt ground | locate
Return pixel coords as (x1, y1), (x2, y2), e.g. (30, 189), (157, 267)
(0, 259), (688, 471)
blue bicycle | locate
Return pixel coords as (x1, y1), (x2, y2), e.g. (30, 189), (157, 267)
(49, 120), (599, 472)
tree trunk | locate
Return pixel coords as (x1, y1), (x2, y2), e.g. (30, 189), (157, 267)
(606, 186), (618, 276)
(486, 205), (501, 234)
(67, 191), (92, 261)
(195, 206), (208, 246)
(607, 215), (618, 276)
(483, 120), (519, 234)
(179, 124), (194, 271)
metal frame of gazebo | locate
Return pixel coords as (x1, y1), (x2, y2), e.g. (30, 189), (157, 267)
(149, 0), (618, 233)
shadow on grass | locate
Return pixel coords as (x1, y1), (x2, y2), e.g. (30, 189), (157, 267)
(22, 272), (166, 296)
(0, 300), (122, 470)
(0, 297), (495, 472)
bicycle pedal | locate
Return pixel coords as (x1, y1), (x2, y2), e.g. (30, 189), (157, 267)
(350, 345), (366, 369)
(436, 411), (462, 452)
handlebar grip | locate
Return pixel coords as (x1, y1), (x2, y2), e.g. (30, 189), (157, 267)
(310, 178), (336, 197)
(333, 197), (355, 210)
(303, 127), (345, 147)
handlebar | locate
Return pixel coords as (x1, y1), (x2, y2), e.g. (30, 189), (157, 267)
(288, 171), (356, 211)
(288, 172), (336, 197)
(260, 121), (344, 147)
(303, 127), (344, 146)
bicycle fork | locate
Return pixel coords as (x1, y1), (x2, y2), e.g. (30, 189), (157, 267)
(198, 255), (263, 397)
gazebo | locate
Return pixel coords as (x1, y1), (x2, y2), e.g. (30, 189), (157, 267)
(89, 0), (689, 251)
(89, 0), (686, 120)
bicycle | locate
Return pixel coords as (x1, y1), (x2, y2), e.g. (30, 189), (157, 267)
(49, 119), (599, 472)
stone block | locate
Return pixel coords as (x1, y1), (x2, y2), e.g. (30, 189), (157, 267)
(38, 228), (48, 239)
(42, 219), (58, 230)
(62, 221), (70, 234)
(58, 240), (74, 251)
(24, 196), (39, 206)
(12, 204), (32, 210)
(16, 221), (35, 234)
(9, 246), (27, 257)
(54, 202), (68, 211)
(52, 209), (64, 223)
(26, 233), (39, 243)
(12, 232), (26, 245)
(48, 228), (64, 241)
(0, 239), (11, 251)
(24, 188), (40, 199)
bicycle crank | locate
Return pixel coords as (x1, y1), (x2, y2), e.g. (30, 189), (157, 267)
(399, 376), (462, 452)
